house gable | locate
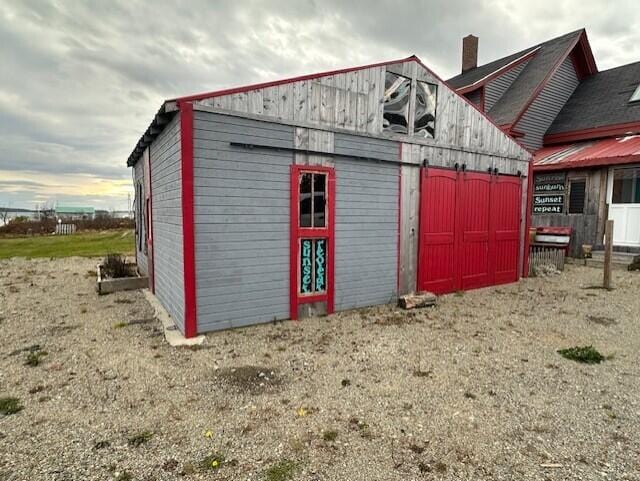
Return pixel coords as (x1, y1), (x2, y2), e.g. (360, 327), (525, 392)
(513, 56), (580, 150)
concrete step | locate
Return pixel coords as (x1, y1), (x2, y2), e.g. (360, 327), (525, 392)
(570, 250), (638, 268)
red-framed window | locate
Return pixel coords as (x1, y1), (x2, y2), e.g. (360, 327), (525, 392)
(290, 165), (335, 320)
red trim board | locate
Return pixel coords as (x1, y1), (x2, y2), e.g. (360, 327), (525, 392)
(522, 160), (534, 278)
(544, 121), (640, 145)
(289, 165), (335, 320)
(144, 147), (155, 293)
(180, 102), (198, 338)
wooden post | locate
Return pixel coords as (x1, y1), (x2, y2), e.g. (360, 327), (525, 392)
(603, 220), (613, 290)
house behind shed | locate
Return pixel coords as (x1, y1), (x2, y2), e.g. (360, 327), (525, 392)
(128, 56), (531, 337)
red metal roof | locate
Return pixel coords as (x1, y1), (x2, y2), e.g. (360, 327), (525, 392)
(533, 135), (640, 171)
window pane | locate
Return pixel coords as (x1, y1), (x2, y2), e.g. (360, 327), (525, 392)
(414, 81), (437, 138)
(299, 173), (312, 227)
(383, 72), (411, 134)
(568, 180), (586, 214)
(313, 174), (326, 227)
(612, 168), (639, 204)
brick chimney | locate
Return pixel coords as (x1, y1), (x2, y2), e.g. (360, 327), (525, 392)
(462, 34), (478, 73)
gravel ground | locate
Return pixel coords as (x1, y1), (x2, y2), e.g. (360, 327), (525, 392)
(0, 257), (639, 481)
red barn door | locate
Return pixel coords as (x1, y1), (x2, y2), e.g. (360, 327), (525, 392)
(417, 169), (457, 294)
(417, 168), (521, 295)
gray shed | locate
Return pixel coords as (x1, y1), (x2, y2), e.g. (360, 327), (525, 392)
(128, 56), (531, 337)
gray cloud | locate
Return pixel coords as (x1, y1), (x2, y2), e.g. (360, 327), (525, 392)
(0, 0), (638, 210)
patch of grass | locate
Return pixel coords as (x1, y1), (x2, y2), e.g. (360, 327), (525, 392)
(322, 430), (338, 442)
(0, 229), (134, 259)
(115, 471), (132, 481)
(128, 430), (154, 447)
(264, 460), (298, 481)
(94, 440), (111, 450)
(25, 350), (48, 366)
(199, 452), (225, 470)
(112, 322), (128, 329)
(557, 345), (605, 364)
(0, 396), (23, 415)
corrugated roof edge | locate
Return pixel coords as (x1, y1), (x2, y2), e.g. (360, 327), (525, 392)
(127, 54), (530, 167)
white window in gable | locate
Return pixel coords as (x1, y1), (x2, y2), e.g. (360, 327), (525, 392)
(383, 72), (411, 134)
(630, 84), (640, 103)
(414, 81), (437, 138)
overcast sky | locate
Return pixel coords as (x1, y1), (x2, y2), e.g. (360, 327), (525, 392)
(1, 0), (638, 210)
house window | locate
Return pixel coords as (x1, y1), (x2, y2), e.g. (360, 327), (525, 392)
(568, 179), (586, 214)
(630, 84), (640, 103)
(299, 172), (327, 228)
(383, 72), (411, 134)
(414, 81), (437, 138)
(612, 167), (640, 203)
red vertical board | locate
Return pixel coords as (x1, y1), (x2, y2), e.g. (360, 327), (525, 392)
(490, 176), (522, 285)
(417, 168), (458, 294)
(459, 172), (491, 290)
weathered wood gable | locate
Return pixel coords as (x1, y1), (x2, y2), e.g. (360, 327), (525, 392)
(190, 58), (530, 163)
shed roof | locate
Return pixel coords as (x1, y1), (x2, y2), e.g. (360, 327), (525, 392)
(533, 134), (640, 171)
(545, 61), (640, 138)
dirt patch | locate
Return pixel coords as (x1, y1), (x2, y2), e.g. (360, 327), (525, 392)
(214, 365), (283, 394)
(0, 258), (639, 480)
(586, 314), (617, 326)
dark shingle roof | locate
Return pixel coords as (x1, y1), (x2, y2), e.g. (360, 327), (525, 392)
(448, 30), (584, 126)
(546, 61), (640, 135)
(447, 47), (537, 89)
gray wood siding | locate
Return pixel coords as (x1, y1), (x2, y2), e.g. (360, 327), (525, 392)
(150, 114), (185, 330)
(133, 159), (147, 276)
(485, 60), (529, 112)
(334, 157), (399, 310)
(334, 133), (398, 162)
(514, 57), (579, 150)
(193, 111), (294, 332)
(532, 168), (604, 257)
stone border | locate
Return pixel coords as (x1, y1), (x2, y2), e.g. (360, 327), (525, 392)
(96, 263), (149, 295)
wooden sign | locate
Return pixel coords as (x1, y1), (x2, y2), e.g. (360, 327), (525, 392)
(300, 238), (327, 294)
(533, 172), (566, 214)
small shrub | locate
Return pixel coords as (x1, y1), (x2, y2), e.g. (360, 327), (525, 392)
(25, 350), (48, 367)
(112, 322), (128, 329)
(102, 254), (133, 279)
(557, 345), (605, 364)
(128, 430), (154, 447)
(264, 460), (298, 481)
(0, 397), (23, 415)
(115, 471), (132, 481)
(322, 430), (338, 442)
(199, 452), (225, 470)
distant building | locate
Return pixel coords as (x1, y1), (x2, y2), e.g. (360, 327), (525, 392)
(55, 206), (95, 220)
